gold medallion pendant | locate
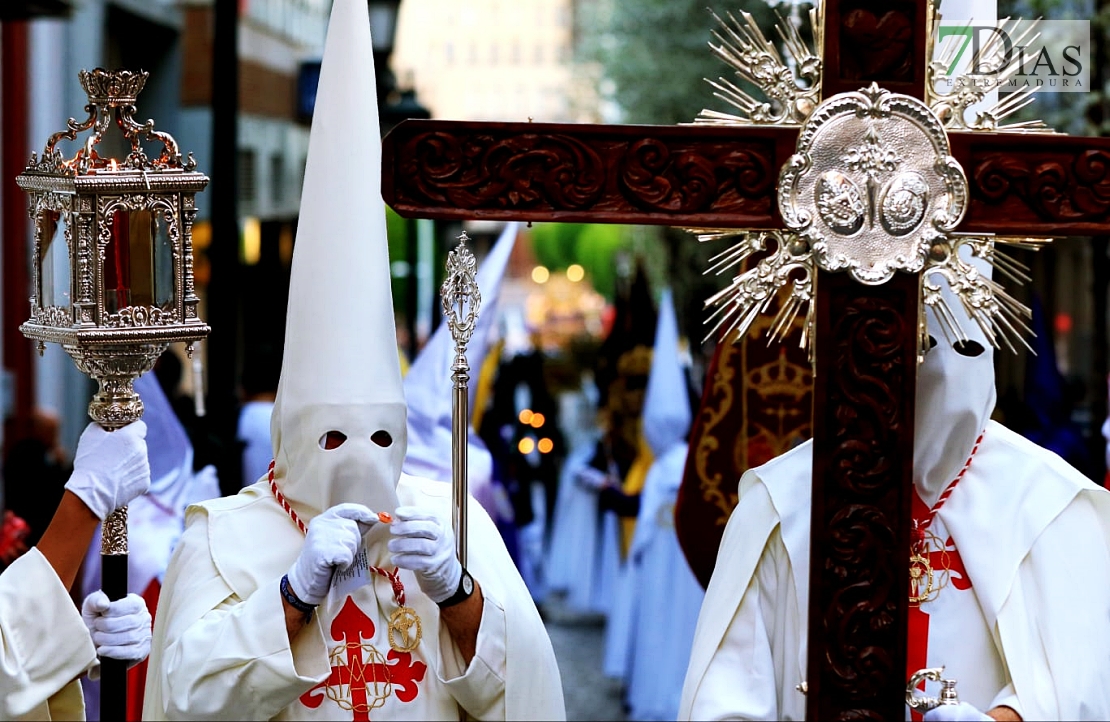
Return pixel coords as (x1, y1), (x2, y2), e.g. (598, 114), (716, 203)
(909, 551), (936, 605)
(388, 606), (423, 653)
(909, 528), (950, 605)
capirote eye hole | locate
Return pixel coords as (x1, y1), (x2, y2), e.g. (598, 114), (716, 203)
(952, 339), (986, 357)
(927, 335), (938, 351)
(320, 431), (347, 450)
(371, 430), (393, 448)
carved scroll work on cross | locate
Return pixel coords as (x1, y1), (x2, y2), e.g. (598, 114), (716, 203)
(382, 1), (1110, 718)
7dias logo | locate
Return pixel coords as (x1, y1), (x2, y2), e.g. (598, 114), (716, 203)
(937, 20), (1090, 93)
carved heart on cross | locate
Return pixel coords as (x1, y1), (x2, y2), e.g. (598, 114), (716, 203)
(841, 9), (913, 79)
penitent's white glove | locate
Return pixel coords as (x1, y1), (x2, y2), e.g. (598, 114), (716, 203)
(923, 702), (993, 721)
(286, 503), (378, 606)
(81, 590), (152, 669)
(575, 466), (610, 491)
(65, 421), (151, 521)
(388, 506), (462, 604)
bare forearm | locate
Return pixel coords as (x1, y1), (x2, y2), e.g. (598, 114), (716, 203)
(438, 580), (483, 665)
(988, 706), (1021, 721)
(283, 597), (310, 642)
(35, 490), (100, 590)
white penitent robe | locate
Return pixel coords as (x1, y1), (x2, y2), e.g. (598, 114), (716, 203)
(625, 443), (704, 721)
(0, 548), (97, 721)
(602, 546), (637, 681)
(544, 438), (594, 596)
(143, 473), (565, 721)
(680, 421), (1110, 721)
(546, 438), (620, 615)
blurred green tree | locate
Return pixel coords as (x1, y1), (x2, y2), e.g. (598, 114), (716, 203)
(575, 0), (784, 355)
(529, 223), (659, 301)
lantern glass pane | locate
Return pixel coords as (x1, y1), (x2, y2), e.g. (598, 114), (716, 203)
(40, 211), (70, 311)
(105, 209), (173, 313)
(152, 211), (174, 310)
(104, 209), (134, 313)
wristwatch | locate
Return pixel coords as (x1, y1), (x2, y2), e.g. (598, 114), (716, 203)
(437, 568), (475, 608)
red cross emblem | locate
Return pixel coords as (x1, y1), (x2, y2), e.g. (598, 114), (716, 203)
(300, 596), (427, 720)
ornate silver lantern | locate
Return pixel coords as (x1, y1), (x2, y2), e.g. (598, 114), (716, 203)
(16, 67), (209, 717)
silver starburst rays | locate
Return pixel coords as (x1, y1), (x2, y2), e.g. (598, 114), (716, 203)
(695, 7), (822, 126)
(928, 17), (1050, 132)
(695, 6), (1048, 360)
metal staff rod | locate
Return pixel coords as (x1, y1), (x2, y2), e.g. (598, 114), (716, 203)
(88, 360), (152, 721)
(442, 232), (481, 566)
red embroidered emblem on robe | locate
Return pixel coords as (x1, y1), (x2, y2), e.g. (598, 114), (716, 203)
(300, 596), (427, 720)
(907, 495), (972, 720)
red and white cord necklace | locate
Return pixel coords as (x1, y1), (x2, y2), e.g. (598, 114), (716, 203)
(908, 432), (984, 605)
(268, 460), (422, 652)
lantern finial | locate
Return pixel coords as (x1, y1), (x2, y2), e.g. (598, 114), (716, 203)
(26, 67), (194, 175)
(78, 68), (149, 105)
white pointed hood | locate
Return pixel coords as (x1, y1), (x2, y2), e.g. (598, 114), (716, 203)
(134, 369), (220, 518)
(270, 0), (405, 519)
(402, 223), (520, 489)
(915, 249), (996, 505)
(136, 369), (192, 498)
(642, 289), (692, 457)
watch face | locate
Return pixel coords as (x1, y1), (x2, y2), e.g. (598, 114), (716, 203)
(462, 574), (474, 596)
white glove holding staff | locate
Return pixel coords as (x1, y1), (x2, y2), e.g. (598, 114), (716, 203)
(388, 506), (462, 604)
(65, 421), (151, 521)
(575, 467), (611, 491)
(286, 503), (378, 605)
(923, 702), (993, 721)
(81, 590), (152, 671)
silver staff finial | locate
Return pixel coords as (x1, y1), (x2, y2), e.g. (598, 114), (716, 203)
(441, 231), (481, 567)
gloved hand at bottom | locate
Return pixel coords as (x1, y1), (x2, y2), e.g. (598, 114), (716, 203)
(81, 590), (152, 677)
(923, 702), (994, 721)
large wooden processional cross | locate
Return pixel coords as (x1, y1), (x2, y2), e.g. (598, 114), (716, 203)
(382, 1), (1110, 717)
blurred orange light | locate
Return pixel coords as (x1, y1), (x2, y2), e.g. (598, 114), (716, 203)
(529, 412), (545, 428)
(538, 437), (554, 454)
(518, 409), (534, 425)
(518, 437), (536, 454)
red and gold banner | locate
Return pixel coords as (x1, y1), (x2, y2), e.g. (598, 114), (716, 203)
(675, 307), (812, 588)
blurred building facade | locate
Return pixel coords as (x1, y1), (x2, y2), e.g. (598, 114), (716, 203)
(389, 0), (606, 356)
(392, 0), (600, 123)
(182, 0), (325, 223)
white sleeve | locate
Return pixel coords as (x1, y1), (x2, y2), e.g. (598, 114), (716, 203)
(153, 513), (330, 720)
(999, 491), (1110, 721)
(689, 528), (788, 721)
(435, 585), (508, 719)
(0, 547), (97, 718)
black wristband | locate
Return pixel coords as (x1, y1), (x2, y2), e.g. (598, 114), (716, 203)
(280, 574), (317, 620)
(437, 568), (475, 608)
